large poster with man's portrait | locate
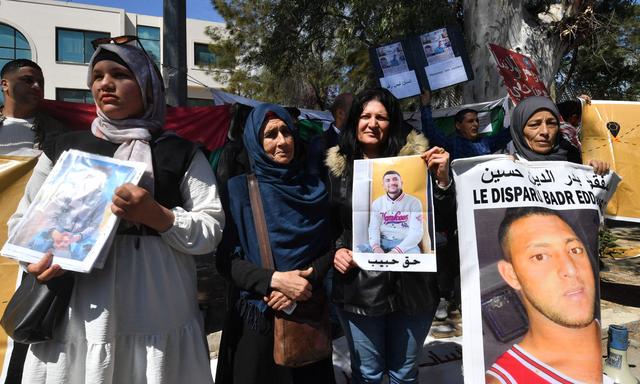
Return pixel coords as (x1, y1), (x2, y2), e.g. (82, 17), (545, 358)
(452, 155), (620, 383)
(352, 155), (436, 272)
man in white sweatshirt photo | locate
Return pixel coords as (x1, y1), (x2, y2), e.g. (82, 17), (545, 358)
(367, 170), (424, 254)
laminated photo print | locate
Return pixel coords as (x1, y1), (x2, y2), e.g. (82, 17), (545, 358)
(451, 155), (621, 383)
(352, 155), (436, 272)
(2, 150), (146, 273)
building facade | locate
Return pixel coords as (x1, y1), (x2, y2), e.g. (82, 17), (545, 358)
(0, 0), (224, 106)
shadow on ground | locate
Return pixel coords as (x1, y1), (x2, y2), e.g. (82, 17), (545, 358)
(601, 281), (640, 308)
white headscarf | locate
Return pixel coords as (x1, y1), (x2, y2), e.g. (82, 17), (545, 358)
(87, 44), (166, 194)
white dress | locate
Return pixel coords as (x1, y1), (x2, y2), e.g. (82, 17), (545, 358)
(8, 150), (224, 384)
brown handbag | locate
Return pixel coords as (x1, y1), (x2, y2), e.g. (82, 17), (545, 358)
(246, 173), (332, 367)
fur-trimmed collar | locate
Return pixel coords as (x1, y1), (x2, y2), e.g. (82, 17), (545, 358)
(325, 130), (429, 177)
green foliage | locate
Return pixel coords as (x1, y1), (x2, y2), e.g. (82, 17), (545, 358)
(205, 0), (639, 108)
(206, 0), (457, 109)
(599, 227), (619, 258)
(556, 2), (639, 101)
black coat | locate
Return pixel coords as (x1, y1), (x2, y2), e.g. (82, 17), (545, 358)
(325, 130), (456, 316)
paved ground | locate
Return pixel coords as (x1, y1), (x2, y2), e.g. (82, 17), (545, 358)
(206, 222), (640, 382)
(600, 222), (640, 379)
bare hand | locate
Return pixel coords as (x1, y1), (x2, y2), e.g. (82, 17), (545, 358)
(263, 291), (294, 311)
(270, 267), (313, 301)
(372, 245), (384, 254)
(578, 94), (592, 104)
(420, 89), (431, 106)
(111, 183), (175, 232)
(387, 249), (399, 254)
(27, 252), (66, 282)
(589, 159), (610, 176)
(334, 248), (357, 274)
(421, 146), (451, 187)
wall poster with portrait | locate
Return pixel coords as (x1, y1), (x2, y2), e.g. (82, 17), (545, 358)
(1, 150), (146, 273)
(352, 155), (436, 272)
(452, 155), (620, 383)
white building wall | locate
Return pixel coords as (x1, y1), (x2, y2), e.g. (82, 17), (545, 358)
(0, 0), (224, 102)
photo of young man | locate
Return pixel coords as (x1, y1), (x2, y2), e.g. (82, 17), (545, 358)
(364, 170), (424, 254)
(486, 207), (602, 384)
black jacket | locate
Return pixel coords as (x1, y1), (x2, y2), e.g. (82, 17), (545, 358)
(325, 130), (456, 316)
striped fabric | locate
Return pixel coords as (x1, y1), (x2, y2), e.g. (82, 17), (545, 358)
(487, 344), (581, 384)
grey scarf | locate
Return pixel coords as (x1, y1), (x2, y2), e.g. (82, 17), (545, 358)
(509, 96), (568, 161)
(86, 44), (165, 194)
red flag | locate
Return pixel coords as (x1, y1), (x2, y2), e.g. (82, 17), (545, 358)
(488, 44), (548, 104)
(39, 100), (231, 151)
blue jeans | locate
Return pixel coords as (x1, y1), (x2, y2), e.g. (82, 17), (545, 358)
(357, 238), (420, 254)
(337, 308), (436, 384)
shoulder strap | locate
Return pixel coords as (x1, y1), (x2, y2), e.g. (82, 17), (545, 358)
(247, 173), (275, 270)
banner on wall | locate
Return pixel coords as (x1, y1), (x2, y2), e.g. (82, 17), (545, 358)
(452, 155), (619, 383)
(352, 155), (436, 272)
(488, 44), (548, 104)
(0, 155), (38, 382)
(581, 100), (640, 223)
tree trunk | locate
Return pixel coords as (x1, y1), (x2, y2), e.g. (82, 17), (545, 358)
(462, 0), (577, 103)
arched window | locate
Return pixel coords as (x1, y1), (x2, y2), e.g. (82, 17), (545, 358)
(0, 23), (32, 70)
(0, 23), (31, 104)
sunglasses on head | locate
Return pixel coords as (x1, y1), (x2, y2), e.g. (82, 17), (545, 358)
(90, 35), (139, 49)
(90, 35), (163, 81)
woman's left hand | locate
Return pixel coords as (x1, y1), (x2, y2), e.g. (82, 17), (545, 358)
(588, 159), (610, 176)
(421, 146), (451, 187)
(111, 183), (175, 232)
(264, 291), (294, 311)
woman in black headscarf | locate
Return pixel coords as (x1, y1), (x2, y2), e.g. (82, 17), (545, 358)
(509, 96), (609, 175)
(215, 103), (335, 384)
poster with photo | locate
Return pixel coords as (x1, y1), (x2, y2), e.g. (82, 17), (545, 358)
(421, 28), (456, 64)
(352, 155), (436, 272)
(371, 40), (421, 99)
(376, 42), (410, 76)
(418, 25), (472, 91)
(369, 25), (473, 98)
(1, 150), (146, 273)
(452, 155), (620, 383)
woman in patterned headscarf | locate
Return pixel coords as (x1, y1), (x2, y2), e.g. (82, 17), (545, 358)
(9, 41), (224, 383)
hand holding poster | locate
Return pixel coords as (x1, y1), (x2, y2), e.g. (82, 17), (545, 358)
(452, 155), (620, 383)
(370, 25), (473, 99)
(352, 155), (436, 272)
(488, 44), (548, 104)
(581, 100), (640, 222)
(1, 150), (145, 273)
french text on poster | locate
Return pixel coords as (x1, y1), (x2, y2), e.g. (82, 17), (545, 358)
(451, 155), (620, 383)
(352, 155), (436, 272)
(1, 150), (146, 273)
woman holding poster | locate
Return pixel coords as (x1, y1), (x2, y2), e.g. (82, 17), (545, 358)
(325, 88), (455, 383)
(8, 40), (224, 383)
